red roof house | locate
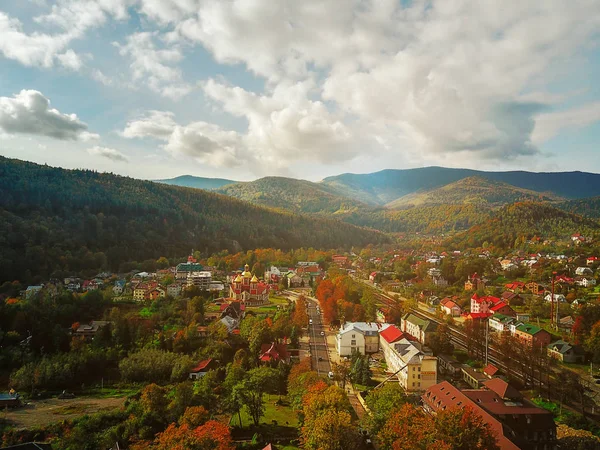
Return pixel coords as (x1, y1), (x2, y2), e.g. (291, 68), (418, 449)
(189, 358), (216, 379)
(259, 343), (290, 364)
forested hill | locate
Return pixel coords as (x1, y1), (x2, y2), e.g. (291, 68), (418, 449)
(154, 175), (235, 190)
(387, 176), (561, 209)
(322, 167), (600, 205)
(558, 196), (600, 219)
(0, 157), (388, 283)
(216, 176), (369, 214)
(444, 202), (600, 250)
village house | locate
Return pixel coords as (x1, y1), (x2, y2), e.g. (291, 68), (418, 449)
(464, 273), (486, 291)
(525, 281), (543, 295)
(470, 294), (515, 317)
(286, 271), (304, 288)
(575, 277), (596, 288)
(259, 342), (290, 365)
(73, 321), (110, 338)
(461, 365), (489, 389)
(514, 324), (553, 348)
(400, 313), (438, 346)
(422, 379), (557, 450)
(332, 254), (349, 266)
(167, 282), (183, 297)
(544, 293), (566, 303)
(504, 281), (526, 293)
(189, 359), (217, 380)
(440, 297), (462, 317)
(575, 266), (594, 276)
(112, 280), (125, 296)
(489, 314), (522, 333)
(336, 322), (387, 356)
(229, 264), (270, 306)
(436, 354), (462, 379)
(587, 256), (599, 266)
(547, 340), (585, 363)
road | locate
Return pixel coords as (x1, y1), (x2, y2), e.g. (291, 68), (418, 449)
(306, 299), (332, 376)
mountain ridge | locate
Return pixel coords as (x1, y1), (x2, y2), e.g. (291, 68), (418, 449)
(154, 175), (236, 190)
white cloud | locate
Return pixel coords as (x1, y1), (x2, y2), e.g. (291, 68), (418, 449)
(0, 90), (98, 141)
(122, 110), (177, 139)
(56, 49), (83, 71)
(88, 145), (129, 162)
(204, 79), (355, 164)
(166, 0), (600, 163)
(122, 110), (246, 167)
(532, 102), (600, 145)
(115, 32), (193, 99)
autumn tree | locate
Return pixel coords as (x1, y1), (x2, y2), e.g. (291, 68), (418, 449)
(361, 383), (407, 437)
(153, 421), (234, 450)
(302, 410), (362, 450)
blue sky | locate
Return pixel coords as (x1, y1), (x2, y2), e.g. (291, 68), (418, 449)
(1, 0), (600, 182)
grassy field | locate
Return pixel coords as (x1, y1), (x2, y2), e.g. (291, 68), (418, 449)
(269, 295), (290, 305)
(230, 396), (298, 428)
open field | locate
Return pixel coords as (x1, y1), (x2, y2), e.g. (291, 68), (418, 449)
(2, 397), (126, 430)
(230, 396), (298, 428)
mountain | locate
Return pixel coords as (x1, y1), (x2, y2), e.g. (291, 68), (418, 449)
(557, 196), (600, 219)
(215, 176), (494, 234)
(444, 202), (600, 250)
(154, 175), (235, 190)
(216, 176), (369, 214)
(387, 176), (561, 209)
(322, 167), (600, 205)
(0, 157), (388, 283)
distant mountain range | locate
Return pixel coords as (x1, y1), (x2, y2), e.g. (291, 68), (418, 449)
(321, 167), (600, 205)
(158, 167), (600, 235)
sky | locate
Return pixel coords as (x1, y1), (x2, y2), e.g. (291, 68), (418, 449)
(1, 0), (600, 182)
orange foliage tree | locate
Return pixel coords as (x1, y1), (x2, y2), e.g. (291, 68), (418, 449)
(153, 421), (234, 450)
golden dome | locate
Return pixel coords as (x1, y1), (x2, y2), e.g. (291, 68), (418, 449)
(251, 275), (258, 283)
(234, 274), (243, 283)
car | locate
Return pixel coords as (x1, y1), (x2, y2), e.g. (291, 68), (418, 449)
(320, 331), (325, 336)
(328, 371), (334, 379)
(318, 356), (323, 361)
(595, 379), (600, 385)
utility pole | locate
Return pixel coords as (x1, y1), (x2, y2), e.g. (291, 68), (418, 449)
(485, 318), (489, 367)
(551, 271), (557, 329)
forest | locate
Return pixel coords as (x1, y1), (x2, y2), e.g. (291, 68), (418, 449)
(0, 157), (389, 283)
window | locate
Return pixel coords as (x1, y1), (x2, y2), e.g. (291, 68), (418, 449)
(418, 375), (421, 379)
(418, 367), (421, 372)
(351, 340), (356, 345)
(352, 334), (355, 338)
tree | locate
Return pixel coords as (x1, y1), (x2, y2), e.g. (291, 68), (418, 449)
(235, 367), (279, 426)
(153, 421), (235, 450)
(179, 406), (209, 428)
(140, 384), (169, 419)
(428, 323), (454, 356)
(361, 383), (407, 436)
(302, 410), (362, 450)
(377, 404), (499, 450)
(584, 320), (600, 362)
(350, 351), (371, 385)
(331, 360), (351, 389)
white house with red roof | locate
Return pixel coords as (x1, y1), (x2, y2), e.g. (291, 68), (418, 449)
(189, 358), (216, 379)
(379, 325), (437, 392)
(440, 297), (462, 317)
(471, 294), (515, 317)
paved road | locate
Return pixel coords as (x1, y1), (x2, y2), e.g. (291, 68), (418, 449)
(306, 300), (332, 376)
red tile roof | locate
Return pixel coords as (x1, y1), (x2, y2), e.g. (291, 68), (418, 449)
(379, 325), (404, 344)
(259, 343), (289, 362)
(483, 364), (499, 377)
(465, 312), (492, 320)
(190, 358), (213, 373)
(490, 302), (510, 312)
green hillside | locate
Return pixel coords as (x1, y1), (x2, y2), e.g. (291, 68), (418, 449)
(154, 175), (235, 190)
(557, 196), (600, 219)
(387, 176), (561, 209)
(216, 176), (369, 214)
(444, 202), (600, 250)
(0, 157), (389, 283)
(322, 167), (600, 205)
(216, 176), (491, 234)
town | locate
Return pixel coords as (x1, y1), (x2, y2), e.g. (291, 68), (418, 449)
(2, 239), (600, 450)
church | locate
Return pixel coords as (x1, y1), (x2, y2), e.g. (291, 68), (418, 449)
(229, 264), (270, 306)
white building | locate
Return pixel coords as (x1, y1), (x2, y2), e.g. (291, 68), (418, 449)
(545, 293), (566, 303)
(379, 325), (437, 393)
(186, 271), (212, 290)
(336, 322), (388, 356)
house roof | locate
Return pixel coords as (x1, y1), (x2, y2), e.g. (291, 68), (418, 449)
(340, 322), (387, 336)
(422, 382), (520, 450)
(259, 343), (289, 362)
(379, 325), (405, 344)
(515, 324), (546, 336)
(490, 301), (511, 312)
(483, 364), (499, 377)
(548, 340), (585, 355)
(402, 313), (438, 332)
(190, 359), (213, 373)
(440, 298), (460, 310)
(466, 312), (492, 320)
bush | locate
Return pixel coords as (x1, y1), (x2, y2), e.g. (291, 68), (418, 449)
(119, 349), (193, 383)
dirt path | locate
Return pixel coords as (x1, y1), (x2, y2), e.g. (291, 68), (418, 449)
(2, 397), (126, 429)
